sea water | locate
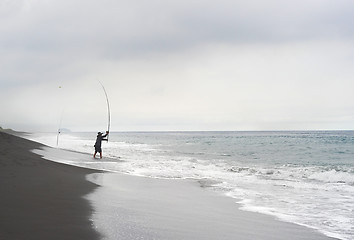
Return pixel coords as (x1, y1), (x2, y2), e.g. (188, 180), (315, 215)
(28, 131), (354, 240)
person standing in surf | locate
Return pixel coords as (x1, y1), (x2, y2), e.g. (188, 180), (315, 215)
(93, 131), (109, 159)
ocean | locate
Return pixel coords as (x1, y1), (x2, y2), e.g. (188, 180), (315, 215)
(28, 131), (354, 240)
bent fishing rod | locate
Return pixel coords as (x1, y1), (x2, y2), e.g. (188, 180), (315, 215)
(98, 80), (111, 142)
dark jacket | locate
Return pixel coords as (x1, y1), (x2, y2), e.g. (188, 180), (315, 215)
(94, 133), (108, 148)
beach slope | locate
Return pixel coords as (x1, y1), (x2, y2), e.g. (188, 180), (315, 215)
(0, 132), (100, 240)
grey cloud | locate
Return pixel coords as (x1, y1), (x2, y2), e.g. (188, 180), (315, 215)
(2, 0), (354, 60)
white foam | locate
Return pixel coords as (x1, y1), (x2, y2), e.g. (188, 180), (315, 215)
(308, 169), (354, 184)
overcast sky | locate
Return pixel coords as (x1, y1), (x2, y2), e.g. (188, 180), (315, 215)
(1, 0), (354, 131)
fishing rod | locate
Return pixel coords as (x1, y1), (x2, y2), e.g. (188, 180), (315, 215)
(98, 80), (111, 141)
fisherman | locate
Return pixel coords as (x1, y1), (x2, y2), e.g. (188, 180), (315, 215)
(93, 131), (109, 159)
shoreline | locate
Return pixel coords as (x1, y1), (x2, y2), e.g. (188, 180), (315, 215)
(86, 172), (339, 240)
(0, 132), (100, 240)
(1, 131), (342, 240)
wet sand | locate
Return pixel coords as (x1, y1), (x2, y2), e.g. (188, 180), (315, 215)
(86, 172), (339, 240)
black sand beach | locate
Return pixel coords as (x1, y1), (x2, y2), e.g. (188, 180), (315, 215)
(0, 132), (100, 240)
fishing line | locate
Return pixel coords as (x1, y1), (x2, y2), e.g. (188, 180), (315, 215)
(56, 109), (64, 147)
(56, 85), (64, 147)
